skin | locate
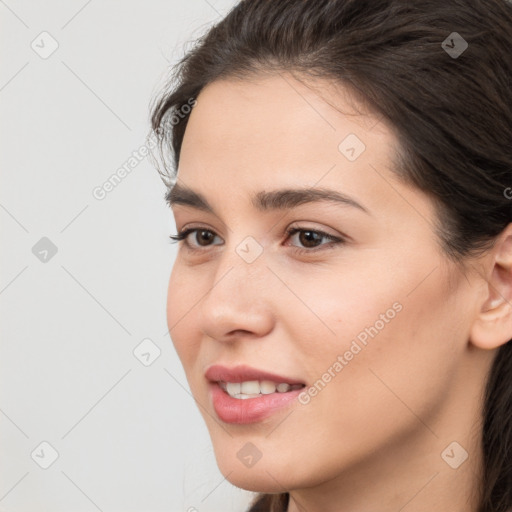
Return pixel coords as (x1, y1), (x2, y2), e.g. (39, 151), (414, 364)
(166, 72), (512, 512)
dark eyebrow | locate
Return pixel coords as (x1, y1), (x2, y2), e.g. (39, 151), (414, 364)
(166, 182), (371, 215)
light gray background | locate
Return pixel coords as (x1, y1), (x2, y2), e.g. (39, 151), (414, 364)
(0, 1), (254, 511)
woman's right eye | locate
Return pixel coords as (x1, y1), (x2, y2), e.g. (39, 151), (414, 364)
(169, 228), (223, 250)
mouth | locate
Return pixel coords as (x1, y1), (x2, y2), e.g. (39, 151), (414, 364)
(205, 364), (306, 424)
(218, 379), (305, 399)
(205, 363), (305, 386)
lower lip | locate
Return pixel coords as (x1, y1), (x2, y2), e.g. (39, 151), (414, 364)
(209, 382), (304, 424)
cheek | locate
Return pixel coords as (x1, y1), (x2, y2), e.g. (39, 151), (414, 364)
(293, 269), (401, 364)
(292, 262), (463, 434)
(166, 263), (201, 369)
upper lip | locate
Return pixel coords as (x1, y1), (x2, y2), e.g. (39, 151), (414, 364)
(205, 364), (305, 385)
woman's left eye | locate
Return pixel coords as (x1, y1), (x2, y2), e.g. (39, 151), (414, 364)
(169, 226), (346, 253)
(284, 227), (345, 252)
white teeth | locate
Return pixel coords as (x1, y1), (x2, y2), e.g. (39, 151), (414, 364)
(233, 394), (255, 399)
(220, 380), (303, 399)
(226, 382), (241, 396)
(260, 380), (276, 394)
(240, 380), (260, 394)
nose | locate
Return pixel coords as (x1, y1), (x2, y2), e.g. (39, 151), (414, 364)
(198, 245), (275, 343)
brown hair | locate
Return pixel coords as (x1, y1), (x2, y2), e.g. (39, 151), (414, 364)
(149, 1), (512, 510)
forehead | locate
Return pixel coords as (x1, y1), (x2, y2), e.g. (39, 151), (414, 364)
(175, 73), (403, 215)
(181, 73), (388, 158)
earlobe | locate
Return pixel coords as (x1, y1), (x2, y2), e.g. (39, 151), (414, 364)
(469, 225), (512, 350)
(470, 297), (512, 350)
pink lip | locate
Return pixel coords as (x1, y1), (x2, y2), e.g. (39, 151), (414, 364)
(205, 364), (305, 385)
(205, 364), (306, 424)
(208, 382), (305, 424)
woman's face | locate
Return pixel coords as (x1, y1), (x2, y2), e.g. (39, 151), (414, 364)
(166, 74), (483, 494)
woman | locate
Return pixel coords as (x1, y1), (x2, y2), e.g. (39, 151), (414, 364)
(149, 1), (512, 510)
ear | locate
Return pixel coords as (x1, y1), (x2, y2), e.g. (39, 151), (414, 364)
(469, 223), (512, 350)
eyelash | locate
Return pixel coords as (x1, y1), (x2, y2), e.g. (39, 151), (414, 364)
(168, 226), (346, 255)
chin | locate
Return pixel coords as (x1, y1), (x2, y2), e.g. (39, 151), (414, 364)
(222, 467), (293, 493)
(212, 447), (309, 493)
